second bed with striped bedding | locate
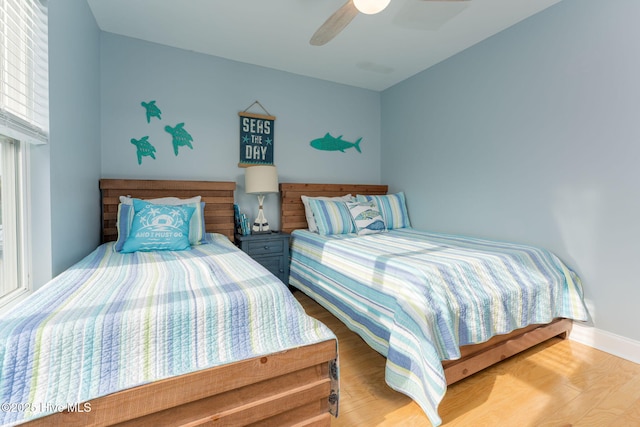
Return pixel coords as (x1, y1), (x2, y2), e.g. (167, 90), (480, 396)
(289, 228), (588, 426)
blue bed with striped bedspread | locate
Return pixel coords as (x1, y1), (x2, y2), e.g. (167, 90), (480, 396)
(289, 228), (588, 426)
(0, 233), (337, 426)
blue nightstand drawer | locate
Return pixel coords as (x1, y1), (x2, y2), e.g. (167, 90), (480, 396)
(253, 255), (286, 280)
(246, 239), (284, 255)
(235, 232), (291, 286)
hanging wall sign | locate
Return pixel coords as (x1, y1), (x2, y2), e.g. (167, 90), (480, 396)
(238, 101), (275, 167)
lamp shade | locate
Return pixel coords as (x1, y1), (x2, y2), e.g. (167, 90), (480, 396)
(353, 0), (390, 15)
(245, 165), (279, 194)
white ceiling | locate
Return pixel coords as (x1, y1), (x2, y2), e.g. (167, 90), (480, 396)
(87, 0), (561, 91)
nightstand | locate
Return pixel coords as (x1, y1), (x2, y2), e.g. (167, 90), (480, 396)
(235, 232), (291, 285)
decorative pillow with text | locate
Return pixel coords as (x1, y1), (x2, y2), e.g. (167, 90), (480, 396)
(120, 199), (194, 253)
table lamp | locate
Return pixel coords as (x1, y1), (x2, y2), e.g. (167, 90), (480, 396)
(244, 165), (279, 233)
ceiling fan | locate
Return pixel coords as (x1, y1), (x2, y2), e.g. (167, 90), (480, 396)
(310, 0), (470, 46)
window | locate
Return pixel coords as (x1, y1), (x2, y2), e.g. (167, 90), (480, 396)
(0, 0), (48, 303)
(0, 0), (49, 144)
(0, 136), (26, 302)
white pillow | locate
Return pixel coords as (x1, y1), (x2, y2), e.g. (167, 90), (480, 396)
(301, 194), (353, 232)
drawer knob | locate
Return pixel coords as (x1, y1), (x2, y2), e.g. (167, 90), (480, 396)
(264, 245), (270, 250)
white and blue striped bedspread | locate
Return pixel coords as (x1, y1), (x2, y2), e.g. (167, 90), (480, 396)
(289, 228), (588, 426)
(0, 233), (336, 426)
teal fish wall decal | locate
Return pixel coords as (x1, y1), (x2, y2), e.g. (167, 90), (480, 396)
(141, 100), (162, 123)
(130, 136), (157, 165)
(310, 133), (362, 153)
(165, 122), (193, 156)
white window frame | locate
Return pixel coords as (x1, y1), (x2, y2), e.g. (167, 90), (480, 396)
(0, 135), (29, 306)
(0, 0), (45, 306)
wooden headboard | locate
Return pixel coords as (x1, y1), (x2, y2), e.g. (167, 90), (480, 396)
(99, 179), (236, 243)
(280, 183), (388, 234)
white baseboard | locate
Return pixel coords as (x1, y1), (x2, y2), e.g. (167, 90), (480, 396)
(569, 322), (640, 365)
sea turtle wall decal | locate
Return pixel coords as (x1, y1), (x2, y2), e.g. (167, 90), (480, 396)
(165, 122), (194, 156)
(131, 136), (157, 164)
(130, 100), (196, 164)
(141, 100), (162, 123)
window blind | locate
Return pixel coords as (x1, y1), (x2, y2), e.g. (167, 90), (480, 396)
(0, 0), (48, 144)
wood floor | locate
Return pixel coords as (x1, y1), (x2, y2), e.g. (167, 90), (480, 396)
(294, 291), (640, 427)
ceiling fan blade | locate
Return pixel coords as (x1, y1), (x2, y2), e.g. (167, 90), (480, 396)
(310, 0), (359, 46)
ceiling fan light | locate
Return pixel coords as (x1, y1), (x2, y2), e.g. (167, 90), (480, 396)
(353, 0), (391, 15)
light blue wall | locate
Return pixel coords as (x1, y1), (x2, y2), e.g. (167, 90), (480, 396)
(47, 0), (101, 278)
(381, 0), (640, 341)
(46, 0), (638, 346)
(100, 33), (381, 229)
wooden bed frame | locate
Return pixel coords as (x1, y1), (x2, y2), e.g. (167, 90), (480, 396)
(280, 182), (572, 386)
(22, 179), (338, 427)
(99, 179), (237, 243)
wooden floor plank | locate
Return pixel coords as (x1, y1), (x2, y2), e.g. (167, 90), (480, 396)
(293, 290), (640, 427)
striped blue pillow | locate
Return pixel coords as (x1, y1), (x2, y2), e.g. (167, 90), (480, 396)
(115, 202), (135, 252)
(356, 192), (411, 230)
(308, 199), (355, 235)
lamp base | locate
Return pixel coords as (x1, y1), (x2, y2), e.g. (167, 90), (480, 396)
(251, 229), (272, 235)
(252, 223), (271, 234)
(252, 195), (271, 233)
